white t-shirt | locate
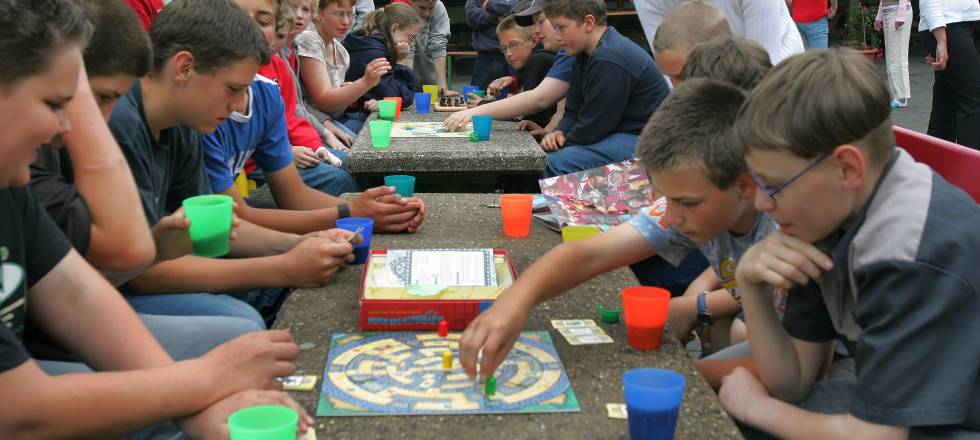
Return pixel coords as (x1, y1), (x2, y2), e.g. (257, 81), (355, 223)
(918, 0), (980, 31)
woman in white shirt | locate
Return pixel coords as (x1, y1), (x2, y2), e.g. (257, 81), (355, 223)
(918, 0), (980, 149)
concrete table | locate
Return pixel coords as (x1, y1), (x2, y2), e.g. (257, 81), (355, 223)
(347, 110), (547, 178)
(276, 193), (742, 439)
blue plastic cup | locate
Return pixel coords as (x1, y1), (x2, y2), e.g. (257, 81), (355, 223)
(497, 87), (510, 98)
(472, 115), (492, 141)
(384, 175), (415, 197)
(623, 368), (686, 440)
(414, 93), (432, 113)
(336, 217), (374, 265)
(462, 85), (480, 97)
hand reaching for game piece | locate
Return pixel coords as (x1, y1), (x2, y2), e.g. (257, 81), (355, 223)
(487, 76), (513, 96)
(179, 389), (314, 440)
(458, 294), (530, 380)
(443, 109), (474, 132)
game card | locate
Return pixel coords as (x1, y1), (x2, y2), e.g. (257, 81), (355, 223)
(554, 321), (613, 345)
(606, 403), (628, 420)
(279, 375), (318, 391)
(550, 319), (594, 328)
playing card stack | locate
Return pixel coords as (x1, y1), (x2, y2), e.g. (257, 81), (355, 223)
(551, 319), (613, 345)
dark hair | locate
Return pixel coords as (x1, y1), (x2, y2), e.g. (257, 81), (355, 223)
(82, 0), (152, 78)
(637, 78), (748, 189)
(0, 0), (91, 90)
(543, 0), (606, 25)
(149, 0), (271, 74)
(680, 36), (771, 91)
(360, 3), (421, 61)
(734, 48), (894, 166)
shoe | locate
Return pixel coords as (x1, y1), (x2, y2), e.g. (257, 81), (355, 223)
(891, 99), (909, 111)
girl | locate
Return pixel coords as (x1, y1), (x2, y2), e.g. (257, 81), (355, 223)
(343, 2), (421, 110)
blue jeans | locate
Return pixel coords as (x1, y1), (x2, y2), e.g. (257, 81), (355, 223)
(335, 111), (367, 134)
(126, 292), (267, 329)
(545, 132), (639, 177)
(629, 251), (710, 297)
(471, 55), (512, 90)
(250, 148), (359, 196)
(797, 17), (829, 50)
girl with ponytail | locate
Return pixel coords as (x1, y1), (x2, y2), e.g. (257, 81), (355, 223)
(342, 2), (420, 107)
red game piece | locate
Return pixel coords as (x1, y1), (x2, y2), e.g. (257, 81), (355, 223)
(438, 320), (449, 337)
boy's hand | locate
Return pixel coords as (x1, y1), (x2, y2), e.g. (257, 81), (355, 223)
(488, 76), (513, 96)
(735, 230), (833, 291)
(458, 295), (530, 380)
(443, 109), (474, 132)
(363, 99), (380, 113)
(465, 92), (482, 108)
(402, 197), (426, 233)
(827, 4), (837, 18)
(315, 147), (343, 168)
(292, 146), (319, 169)
(718, 367), (769, 424)
(281, 236), (354, 287)
(180, 389), (314, 440)
(327, 124), (354, 149)
(666, 296), (698, 343)
(364, 58), (392, 86)
(441, 88), (461, 97)
(150, 207), (194, 263)
(304, 227), (363, 245)
(202, 331), (300, 396)
(350, 186), (421, 233)
(540, 130), (565, 151)
(516, 120), (546, 136)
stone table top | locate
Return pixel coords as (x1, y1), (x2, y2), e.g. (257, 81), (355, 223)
(275, 193), (742, 440)
(347, 110), (547, 175)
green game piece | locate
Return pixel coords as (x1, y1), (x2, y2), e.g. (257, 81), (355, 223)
(469, 131), (479, 142)
(485, 376), (496, 396)
(596, 304), (621, 324)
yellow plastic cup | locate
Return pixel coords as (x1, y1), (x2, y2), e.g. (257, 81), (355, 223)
(422, 85), (439, 104)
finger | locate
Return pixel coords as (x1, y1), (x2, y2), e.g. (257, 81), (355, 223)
(775, 233), (833, 270)
(458, 324), (487, 379)
(361, 185), (396, 200)
(272, 359), (298, 378)
(264, 329), (296, 343)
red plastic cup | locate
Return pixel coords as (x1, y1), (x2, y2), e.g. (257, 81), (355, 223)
(384, 97), (402, 120)
(500, 194), (533, 238)
(621, 286), (671, 350)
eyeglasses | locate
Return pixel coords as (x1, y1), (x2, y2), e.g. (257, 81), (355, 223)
(499, 41), (528, 53)
(751, 152), (830, 199)
(329, 11), (354, 19)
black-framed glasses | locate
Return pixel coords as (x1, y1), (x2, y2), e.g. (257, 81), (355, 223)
(751, 152), (831, 199)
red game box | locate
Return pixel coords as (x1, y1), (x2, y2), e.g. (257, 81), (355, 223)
(358, 249), (517, 331)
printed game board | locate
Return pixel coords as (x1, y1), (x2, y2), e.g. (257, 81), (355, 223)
(390, 122), (472, 138)
(316, 331), (580, 416)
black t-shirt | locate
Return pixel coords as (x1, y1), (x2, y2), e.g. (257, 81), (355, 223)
(0, 187), (73, 372)
(29, 147), (93, 254)
(517, 45), (557, 128)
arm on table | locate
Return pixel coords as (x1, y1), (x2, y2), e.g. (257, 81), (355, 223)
(444, 77), (569, 131)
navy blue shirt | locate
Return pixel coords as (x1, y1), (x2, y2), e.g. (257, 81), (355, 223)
(343, 32), (416, 107)
(556, 27), (669, 146)
(464, 0), (517, 54)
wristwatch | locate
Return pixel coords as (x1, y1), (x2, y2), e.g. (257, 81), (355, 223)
(696, 291), (713, 349)
(337, 203), (351, 219)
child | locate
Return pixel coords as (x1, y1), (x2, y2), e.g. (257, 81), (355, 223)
(459, 78), (773, 380)
(297, 0), (391, 135)
(719, 47), (980, 439)
(393, 0), (454, 94)
(679, 36), (771, 91)
(538, 0), (669, 177)
(343, 2), (421, 110)
(790, 0), (838, 50)
(0, 1), (313, 437)
(650, 0), (732, 86)
(465, 0), (517, 89)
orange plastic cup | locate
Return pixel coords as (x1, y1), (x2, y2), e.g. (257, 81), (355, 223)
(621, 286), (671, 350)
(500, 194), (533, 238)
(384, 97), (402, 120)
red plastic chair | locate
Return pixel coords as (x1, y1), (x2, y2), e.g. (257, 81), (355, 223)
(893, 126), (980, 203)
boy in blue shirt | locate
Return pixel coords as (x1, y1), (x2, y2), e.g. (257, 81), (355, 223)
(539, 0), (670, 177)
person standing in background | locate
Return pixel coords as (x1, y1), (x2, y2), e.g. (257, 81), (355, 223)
(788, 0), (837, 49)
(875, 0), (912, 110)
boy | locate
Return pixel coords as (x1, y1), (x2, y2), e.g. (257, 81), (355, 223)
(460, 78), (773, 380)
(393, 0), (453, 93)
(538, 0), (668, 177)
(650, 0), (732, 86)
(464, 0), (517, 89)
(0, 1), (313, 437)
(110, 0), (356, 327)
(679, 36), (771, 91)
(718, 48), (980, 438)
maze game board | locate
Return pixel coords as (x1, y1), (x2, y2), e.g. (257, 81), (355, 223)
(316, 331), (579, 416)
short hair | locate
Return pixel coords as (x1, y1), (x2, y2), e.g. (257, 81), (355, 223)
(497, 14), (534, 39)
(543, 0), (607, 26)
(653, 0), (731, 53)
(734, 48), (894, 166)
(276, 0), (296, 31)
(315, 0), (355, 11)
(680, 36), (771, 91)
(82, 0), (151, 78)
(637, 78), (748, 189)
(149, 0), (271, 74)
(361, 3), (421, 61)
(0, 0), (91, 90)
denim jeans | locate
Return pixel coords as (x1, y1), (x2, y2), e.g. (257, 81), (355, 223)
(471, 55), (512, 90)
(250, 147), (359, 196)
(335, 111), (367, 134)
(126, 292), (267, 329)
(629, 251), (710, 297)
(796, 17), (829, 50)
(545, 132), (639, 177)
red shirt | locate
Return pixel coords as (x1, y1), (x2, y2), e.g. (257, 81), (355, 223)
(123, 0), (165, 31)
(257, 54), (323, 151)
(791, 0), (829, 23)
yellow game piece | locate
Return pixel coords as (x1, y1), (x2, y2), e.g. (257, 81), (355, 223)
(442, 350), (452, 371)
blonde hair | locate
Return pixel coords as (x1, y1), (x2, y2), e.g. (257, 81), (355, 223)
(496, 14), (534, 40)
(653, 0), (731, 53)
(276, 0), (296, 31)
(360, 3), (421, 60)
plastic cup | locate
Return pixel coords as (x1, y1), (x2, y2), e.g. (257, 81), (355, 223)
(228, 405), (298, 440)
(336, 217), (374, 264)
(500, 194), (533, 238)
(472, 115), (492, 141)
(561, 225), (600, 242)
(377, 99), (397, 121)
(369, 120), (392, 148)
(383, 97), (402, 119)
(414, 93), (432, 114)
(497, 86), (510, 98)
(422, 85), (439, 104)
(462, 85), (480, 97)
(384, 175), (415, 197)
(621, 286), (671, 350)
(181, 194), (234, 258)
(623, 368), (686, 440)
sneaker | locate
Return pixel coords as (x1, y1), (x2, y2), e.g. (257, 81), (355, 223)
(891, 99), (909, 111)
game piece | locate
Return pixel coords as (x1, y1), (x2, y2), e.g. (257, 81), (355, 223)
(596, 304), (622, 324)
(299, 428), (318, 440)
(442, 350), (452, 371)
(317, 331), (579, 416)
(485, 376), (496, 396)
(438, 320), (449, 337)
(606, 403), (628, 420)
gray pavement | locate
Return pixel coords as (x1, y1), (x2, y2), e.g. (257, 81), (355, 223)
(883, 44), (934, 134)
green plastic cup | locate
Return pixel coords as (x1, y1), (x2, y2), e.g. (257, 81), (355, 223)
(181, 194), (233, 257)
(228, 405), (298, 440)
(378, 99), (397, 121)
(369, 120), (393, 148)
(384, 175), (416, 197)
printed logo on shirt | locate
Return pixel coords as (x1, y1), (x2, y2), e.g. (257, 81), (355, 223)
(0, 261), (26, 332)
(650, 197), (669, 230)
(719, 257), (739, 301)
